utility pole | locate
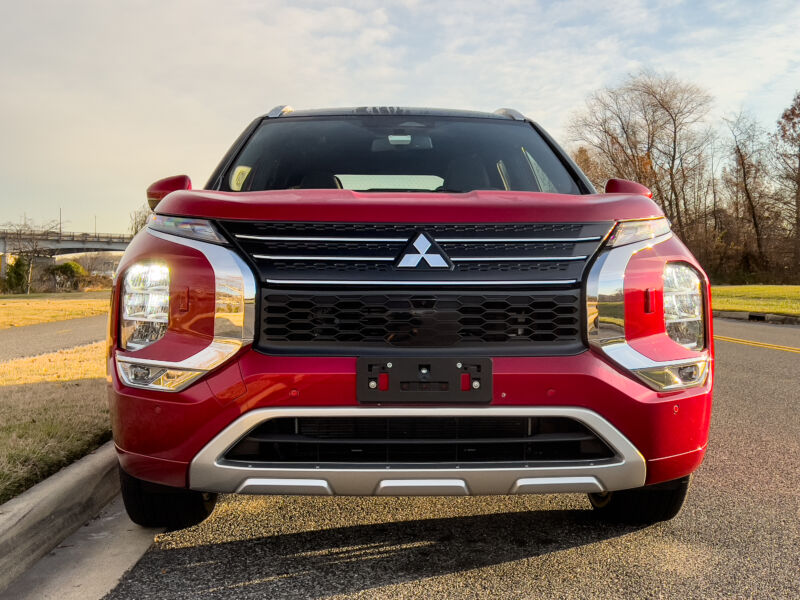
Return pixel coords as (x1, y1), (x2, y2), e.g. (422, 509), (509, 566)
(59, 207), (62, 240)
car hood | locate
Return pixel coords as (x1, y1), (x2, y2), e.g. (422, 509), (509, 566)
(155, 189), (663, 223)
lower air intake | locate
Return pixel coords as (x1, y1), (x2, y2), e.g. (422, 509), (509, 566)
(224, 416), (615, 467)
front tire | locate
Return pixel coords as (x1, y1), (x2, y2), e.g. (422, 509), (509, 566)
(588, 475), (691, 525)
(119, 465), (217, 530)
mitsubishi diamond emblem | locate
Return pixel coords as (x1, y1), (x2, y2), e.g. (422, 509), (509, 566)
(397, 233), (450, 269)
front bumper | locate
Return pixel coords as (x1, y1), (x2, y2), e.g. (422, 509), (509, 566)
(189, 406), (646, 495)
(108, 346), (713, 493)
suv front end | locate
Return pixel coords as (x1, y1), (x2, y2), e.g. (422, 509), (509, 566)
(108, 107), (713, 529)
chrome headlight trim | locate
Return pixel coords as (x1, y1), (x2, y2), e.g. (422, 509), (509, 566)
(115, 229), (256, 392)
(586, 231), (709, 391)
(587, 233), (674, 347)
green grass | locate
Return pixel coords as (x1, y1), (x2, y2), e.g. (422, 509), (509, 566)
(0, 342), (110, 504)
(712, 285), (800, 317)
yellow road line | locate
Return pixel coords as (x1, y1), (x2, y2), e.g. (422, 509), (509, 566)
(714, 335), (800, 354)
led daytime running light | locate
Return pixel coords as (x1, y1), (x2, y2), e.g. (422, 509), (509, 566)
(607, 218), (670, 247)
(148, 214), (227, 245)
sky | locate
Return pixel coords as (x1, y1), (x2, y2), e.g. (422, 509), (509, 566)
(1, 0), (799, 234)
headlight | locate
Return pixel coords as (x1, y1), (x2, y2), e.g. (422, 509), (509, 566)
(120, 261), (169, 351)
(115, 229), (256, 392)
(607, 217), (670, 247)
(663, 262), (704, 350)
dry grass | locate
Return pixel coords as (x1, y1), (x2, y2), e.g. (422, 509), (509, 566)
(712, 285), (800, 317)
(0, 342), (110, 504)
(0, 291), (110, 330)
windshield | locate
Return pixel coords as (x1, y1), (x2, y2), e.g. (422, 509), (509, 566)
(221, 115), (582, 194)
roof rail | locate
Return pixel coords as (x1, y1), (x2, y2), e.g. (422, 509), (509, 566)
(267, 105), (294, 118)
(494, 108), (526, 121)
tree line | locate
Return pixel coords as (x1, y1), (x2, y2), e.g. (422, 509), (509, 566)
(570, 71), (800, 284)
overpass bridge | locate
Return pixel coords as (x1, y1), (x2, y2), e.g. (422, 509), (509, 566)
(0, 229), (133, 255)
(0, 229), (133, 277)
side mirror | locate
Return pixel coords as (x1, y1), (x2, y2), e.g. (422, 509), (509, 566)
(604, 178), (652, 199)
(146, 175), (192, 210)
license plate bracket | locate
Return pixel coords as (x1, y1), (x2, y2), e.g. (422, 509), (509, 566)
(357, 357), (492, 404)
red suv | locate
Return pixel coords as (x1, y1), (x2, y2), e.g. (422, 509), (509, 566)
(108, 106), (713, 529)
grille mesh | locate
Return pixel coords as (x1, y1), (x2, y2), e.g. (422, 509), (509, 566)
(224, 416), (616, 466)
(261, 291), (581, 350)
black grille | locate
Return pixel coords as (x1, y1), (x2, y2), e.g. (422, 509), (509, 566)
(214, 220), (612, 354)
(223, 416), (616, 466)
(217, 220), (612, 284)
(261, 290), (582, 355)
(271, 261), (394, 273)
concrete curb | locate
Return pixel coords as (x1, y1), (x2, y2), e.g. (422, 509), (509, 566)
(713, 310), (800, 325)
(0, 441), (119, 592)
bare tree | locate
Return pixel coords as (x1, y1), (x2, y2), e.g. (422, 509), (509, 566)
(570, 73), (798, 283)
(570, 146), (607, 190)
(722, 113), (775, 271)
(1, 220), (59, 294)
(568, 71), (713, 240)
(129, 203), (151, 235)
(773, 91), (800, 273)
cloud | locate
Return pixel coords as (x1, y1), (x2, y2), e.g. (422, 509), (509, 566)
(0, 0), (797, 232)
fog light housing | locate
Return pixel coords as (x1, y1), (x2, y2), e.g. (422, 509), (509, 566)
(117, 361), (203, 391)
(120, 261), (170, 351)
(634, 359), (708, 391)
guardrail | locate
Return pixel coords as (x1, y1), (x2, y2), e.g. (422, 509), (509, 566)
(0, 229), (132, 244)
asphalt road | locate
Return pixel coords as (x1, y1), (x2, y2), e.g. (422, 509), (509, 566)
(0, 315), (107, 361)
(94, 319), (797, 599)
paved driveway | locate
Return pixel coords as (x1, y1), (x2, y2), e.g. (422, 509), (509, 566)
(0, 315), (107, 361)
(101, 319), (799, 599)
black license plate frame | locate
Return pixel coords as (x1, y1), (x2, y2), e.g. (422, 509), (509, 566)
(356, 357), (492, 404)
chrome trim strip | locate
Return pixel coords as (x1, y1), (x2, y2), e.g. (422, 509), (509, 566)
(437, 237), (602, 242)
(236, 478), (332, 495)
(147, 229), (256, 342)
(587, 233), (674, 347)
(116, 339), (242, 372)
(252, 255), (395, 261)
(254, 255), (585, 263)
(236, 235), (601, 243)
(188, 407), (647, 495)
(601, 343), (707, 370)
(264, 278), (578, 286)
(510, 476), (603, 494)
(236, 235), (407, 242)
(451, 255), (586, 262)
(375, 480), (470, 496)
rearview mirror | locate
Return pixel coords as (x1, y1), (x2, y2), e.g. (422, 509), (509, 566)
(604, 178), (652, 199)
(371, 135), (433, 152)
(146, 175), (192, 210)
